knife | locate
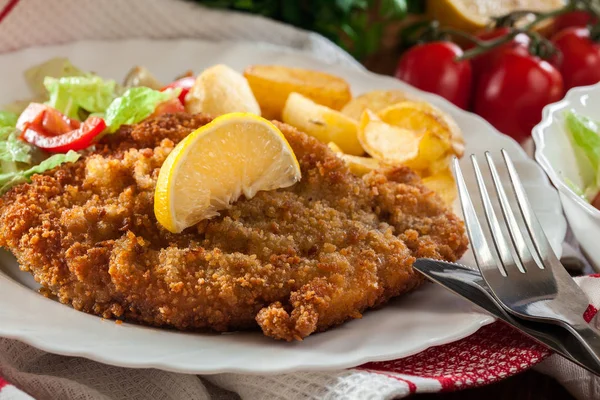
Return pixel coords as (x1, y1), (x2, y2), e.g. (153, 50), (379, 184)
(414, 258), (600, 377)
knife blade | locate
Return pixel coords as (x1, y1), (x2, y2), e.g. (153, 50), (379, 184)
(414, 258), (600, 376)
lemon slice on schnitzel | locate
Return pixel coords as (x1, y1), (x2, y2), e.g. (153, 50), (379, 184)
(155, 113), (301, 233)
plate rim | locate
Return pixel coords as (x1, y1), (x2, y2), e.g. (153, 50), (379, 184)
(0, 38), (564, 374)
(0, 272), (495, 374)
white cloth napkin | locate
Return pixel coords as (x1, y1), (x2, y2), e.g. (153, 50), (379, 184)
(0, 0), (599, 399)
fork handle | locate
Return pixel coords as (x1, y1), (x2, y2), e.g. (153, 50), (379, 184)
(564, 321), (600, 363)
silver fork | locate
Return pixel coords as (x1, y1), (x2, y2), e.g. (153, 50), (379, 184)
(452, 149), (600, 362)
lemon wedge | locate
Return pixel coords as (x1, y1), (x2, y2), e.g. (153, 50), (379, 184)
(427, 0), (563, 34)
(154, 113), (301, 233)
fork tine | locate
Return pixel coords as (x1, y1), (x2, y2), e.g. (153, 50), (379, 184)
(502, 149), (561, 266)
(485, 152), (544, 271)
(471, 155), (522, 275)
(452, 157), (498, 270)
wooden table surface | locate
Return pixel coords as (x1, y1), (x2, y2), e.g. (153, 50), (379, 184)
(361, 51), (576, 400)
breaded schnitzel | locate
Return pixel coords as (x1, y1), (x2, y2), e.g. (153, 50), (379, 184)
(0, 113), (468, 341)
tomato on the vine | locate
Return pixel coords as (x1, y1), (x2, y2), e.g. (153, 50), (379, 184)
(474, 51), (563, 142)
(552, 11), (597, 34)
(551, 27), (600, 90)
(394, 41), (472, 109)
(468, 28), (531, 81)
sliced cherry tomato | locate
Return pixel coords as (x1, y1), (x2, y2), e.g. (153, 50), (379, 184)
(551, 27), (600, 90)
(552, 11), (597, 35)
(17, 103), (80, 135)
(151, 98), (185, 118)
(468, 28), (531, 83)
(16, 103), (48, 131)
(474, 51), (563, 143)
(17, 103), (106, 153)
(394, 41), (472, 109)
(161, 76), (196, 105)
(592, 191), (600, 210)
(42, 108), (80, 135)
(22, 116), (106, 153)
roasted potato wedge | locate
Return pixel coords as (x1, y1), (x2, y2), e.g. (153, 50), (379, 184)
(358, 110), (420, 164)
(282, 93), (363, 155)
(394, 101), (465, 158)
(186, 64), (260, 117)
(422, 170), (457, 207)
(244, 65), (352, 120)
(328, 142), (384, 176)
(377, 102), (460, 172)
(341, 89), (415, 121)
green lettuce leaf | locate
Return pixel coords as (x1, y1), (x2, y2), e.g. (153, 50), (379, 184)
(2, 58), (88, 115)
(564, 177), (586, 198)
(25, 58), (85, 98)
(0, 150), (80, 194)
(565, 110), (600, 199)
(0, 127), (33, 165)
(0, 111), (17, 128)
(44, 75), (117, 120)
(104, 87), (180, 133)
(566, 111), (600, 168)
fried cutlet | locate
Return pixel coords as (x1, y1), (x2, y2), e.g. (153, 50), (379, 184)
(0, 113), (468, 341)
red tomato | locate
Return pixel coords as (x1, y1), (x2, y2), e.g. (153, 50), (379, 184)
(161, 76), (196, 105)
(16, 103), (47, 131)
(22, 117), (106, 153)
(474, 51), (563, 142)
(468, 28), (531, 82)
(41, 108), (80, 135)
(592, 191), (600, 210)
(151, 98), (186, 118)
(17, 103), (106, 153)
(551, 27), (600, 90)
(395, 42), (472, 109)
(552, 11), (596, 34)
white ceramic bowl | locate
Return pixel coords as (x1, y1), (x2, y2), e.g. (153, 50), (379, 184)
(533, 83), (600, 271)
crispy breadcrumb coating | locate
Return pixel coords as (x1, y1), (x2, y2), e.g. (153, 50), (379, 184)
(0, 113), (467, 341)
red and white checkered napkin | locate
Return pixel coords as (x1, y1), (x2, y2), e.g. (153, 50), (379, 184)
(0, 0), (599, 399)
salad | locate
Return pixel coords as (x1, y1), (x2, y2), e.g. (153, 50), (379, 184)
(0, 58), (192, 194)
(565, 110), (600, 209)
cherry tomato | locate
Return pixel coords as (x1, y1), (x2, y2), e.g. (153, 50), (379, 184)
(552, 11), (597, 34)
(16, 103), (47, 131)
(468, 28), (531, 82)
(41, 108), (80, 135)
(17, 103), (106, 153)
(474, 51), (563, 142)
(395, 42), (472, 109)
(551, 27), (600, 90)
(592, 191), (600, 210)
(22, 117), (106, 153)
(161, 76), (195, 105)
(150, 98), (185, 118)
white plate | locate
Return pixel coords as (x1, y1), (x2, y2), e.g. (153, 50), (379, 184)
(0, 39), (566, 374)
(533, 82), (600, 271)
